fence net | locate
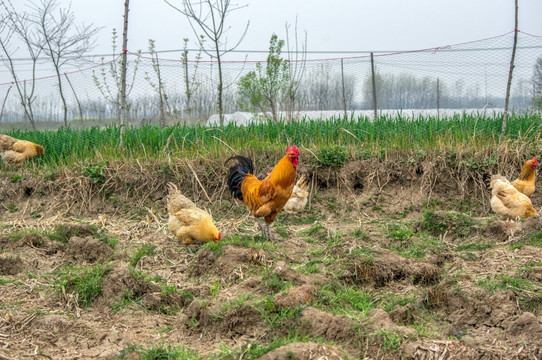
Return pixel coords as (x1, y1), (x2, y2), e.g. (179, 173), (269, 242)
(1, 31), (541, 130)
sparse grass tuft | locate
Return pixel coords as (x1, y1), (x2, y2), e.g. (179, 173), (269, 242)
(130, 243), (156, 267)
(53, 263), (110, 308)
(115, 344), (202, 359)
(419, 211), (478, 237)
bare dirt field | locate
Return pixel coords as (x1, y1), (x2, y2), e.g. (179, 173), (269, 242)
(1, 159), (542, 359)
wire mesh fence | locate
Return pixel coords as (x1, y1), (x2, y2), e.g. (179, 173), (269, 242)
(1, 31), (541, 130)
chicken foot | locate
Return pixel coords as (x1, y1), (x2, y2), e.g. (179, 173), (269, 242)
(255, 218), (274, 241)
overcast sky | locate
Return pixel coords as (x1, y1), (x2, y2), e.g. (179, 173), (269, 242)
(38, 0), (542, 60)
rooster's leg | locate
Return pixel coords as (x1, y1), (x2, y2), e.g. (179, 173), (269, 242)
(255, 218), (268, 239)
(266, 223), (274, 241)
(185, 245), (194, 254)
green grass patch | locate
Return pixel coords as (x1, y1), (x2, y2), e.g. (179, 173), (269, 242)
(254, 297), (304, 329)
(511, 230), (542, 249)
(115, 344), (201, 360)
(316, 283), (377, 318)
(212, 334), (335, 360)
(53, 263), (110, 308)
(6, 113), (542, 168)
(129, 243), (156, 267)
(477, 274), (533, 292)
(298, 223), (325, 237)
(419, 211), (478, 238)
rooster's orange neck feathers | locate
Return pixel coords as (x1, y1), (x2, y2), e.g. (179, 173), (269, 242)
(268, 154), (297, 188)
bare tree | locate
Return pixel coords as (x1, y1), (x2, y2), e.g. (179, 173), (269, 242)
(0, 0), (42, 129)
(119, 0), (129, 146)
(164, 0), (249, 127)
(501, 0), (519, 137)
(92, 28), (141, 123)
(144, 39), (169, 127)
(30, 0), (100, 127)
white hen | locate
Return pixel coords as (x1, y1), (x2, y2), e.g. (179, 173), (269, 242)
(283, 174), (309, 216)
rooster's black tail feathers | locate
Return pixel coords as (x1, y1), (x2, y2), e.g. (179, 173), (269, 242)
(482, 173), (492, 189)
(226, 155), (254, 201)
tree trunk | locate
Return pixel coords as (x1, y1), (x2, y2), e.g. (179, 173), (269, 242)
(341, 59), (347, 119)
(119, 0), (130, 146)
(0, 86), (12, 122)
(183, 49), (192, 119)
(53, 65), (69, 127)
(215, 46), (224, 127)
(501, 0), (519, 137)
(370, 52), (378, 120)
(65, 73), (83, 120)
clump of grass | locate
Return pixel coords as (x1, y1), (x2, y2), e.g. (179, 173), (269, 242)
(511, 230), (542, 249)
(129, 243), (156, 267)
(254, 297), (304, 329)
(54, 263), (110, 308)
(213, 334), (330, 360)
(111, 290), (143, 313)
(315, 283), (377, 318)
(371, 329), (404, 351)
(42, 223), (118, 248)
(115, 344), (202, 360)
(299, 223), (324, 237)
(419, 211), (478, 237)
(477, 274), (533, 293)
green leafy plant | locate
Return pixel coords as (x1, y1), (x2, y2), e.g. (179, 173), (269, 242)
(84, 165), (106, 184)
(315, 145), (347, 168)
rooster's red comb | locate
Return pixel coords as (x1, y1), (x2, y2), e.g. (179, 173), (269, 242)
(286, 145), (300, 156)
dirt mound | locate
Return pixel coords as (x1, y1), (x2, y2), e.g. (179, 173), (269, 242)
(274, 284), (316, 308)
(217, 304), (264, 338)
(347, 247), (440, 286)
(0, 253), (23, 275)
(272, 260), (305, 284)
(191, 245), (268, 282)
(403, 339), (504, 360)
(101, 262), (159, 303)
(300, 307), (355, 343)
(67, 236), (113, 263)
(507, 311), (542, 338)
(485, 216), (542, 243)
(365, 308), (417, 337)
(442, 288), (520, 336)
(259, 341), (347, 360)
(0, 233), (62, 254)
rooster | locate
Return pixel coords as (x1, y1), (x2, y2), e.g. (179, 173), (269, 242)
(0, 134), (45, 166)
(167, 183), (221, 252)
(511, 157), (538, 197)
(226, 146), (300, 240)
(489, 175), (538, 220)
(283, 174), (310, 218)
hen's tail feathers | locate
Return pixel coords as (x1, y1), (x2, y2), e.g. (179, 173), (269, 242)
(166, 182), (196, 214)
(226, 155), (254, 201)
